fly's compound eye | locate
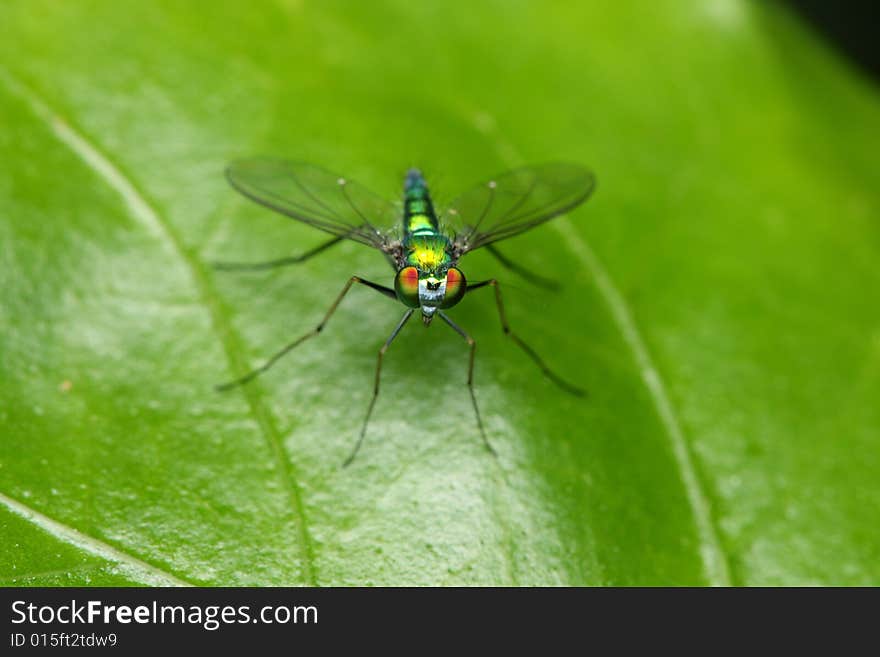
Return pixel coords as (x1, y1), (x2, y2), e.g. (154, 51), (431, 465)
(394, 266), (421, 308)
(440, 267), (467, 308)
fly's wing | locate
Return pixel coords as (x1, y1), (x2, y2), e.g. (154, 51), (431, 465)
(442, 163), (595, 255)
(226, 158), (400, 250)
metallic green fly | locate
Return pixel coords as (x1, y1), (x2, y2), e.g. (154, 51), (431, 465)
(216, 159), (596, 465)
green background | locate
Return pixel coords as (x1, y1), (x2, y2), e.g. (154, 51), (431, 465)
(1, 0), (878, 586)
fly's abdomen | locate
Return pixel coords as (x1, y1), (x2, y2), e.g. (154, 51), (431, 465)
(403, 168), (439, 237)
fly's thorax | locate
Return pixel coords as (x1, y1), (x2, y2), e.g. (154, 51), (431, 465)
(402, 234), (452, 272)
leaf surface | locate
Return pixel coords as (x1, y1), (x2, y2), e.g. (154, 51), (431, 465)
(1, 1), (878, 585)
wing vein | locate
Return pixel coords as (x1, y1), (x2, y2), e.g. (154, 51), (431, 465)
(339, 180), (378, 237)
(466, 182), (497, 242)
(289, 165), (351, 223)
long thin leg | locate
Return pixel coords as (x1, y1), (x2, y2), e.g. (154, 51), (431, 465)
(484, 244), (561, 291)
(213, 235), (344, 272)
(216, 276), (396, 390)
(467, 279), (585, 397)
(438, 311), (497, 457)
(343, 309), (415, 467)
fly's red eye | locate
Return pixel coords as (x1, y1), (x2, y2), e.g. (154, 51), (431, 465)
(440, 267), (467, 308)
(394, 266), (421, 308)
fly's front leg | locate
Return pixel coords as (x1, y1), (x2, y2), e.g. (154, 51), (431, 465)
(216, 275), (396, 390)
(438, 312), (497, 457)
(467, 279), (585, 397)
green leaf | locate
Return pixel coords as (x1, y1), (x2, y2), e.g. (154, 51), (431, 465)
(1, 0), (878, 586)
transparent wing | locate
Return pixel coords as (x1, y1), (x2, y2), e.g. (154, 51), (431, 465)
(226, 158), (400, 249)
(442, 163), (595, 254)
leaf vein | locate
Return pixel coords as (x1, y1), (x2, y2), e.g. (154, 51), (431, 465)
(0, 69), (318, 585)
(464, 104), (733, 585)
(0, 492), (192, 587)
(553, 218), (733, 586)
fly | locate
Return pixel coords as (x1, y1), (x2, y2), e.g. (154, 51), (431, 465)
(216, 159), (596, 465)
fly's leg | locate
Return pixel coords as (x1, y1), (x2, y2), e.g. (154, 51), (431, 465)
(484, 244), (561, 291)
(216, 276), (396, 390)
(467, 279), (585, 397)
(344, 309), (415, 467)
(437, 311), (497, 457)
(213, 235), (344, 271)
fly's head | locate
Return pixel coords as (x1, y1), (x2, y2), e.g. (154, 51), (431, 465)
(394, 264), (467, 325)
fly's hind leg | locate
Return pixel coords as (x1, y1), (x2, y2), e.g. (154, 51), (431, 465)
(484, 244), (561, 291)
(213, 235), (344, 272)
